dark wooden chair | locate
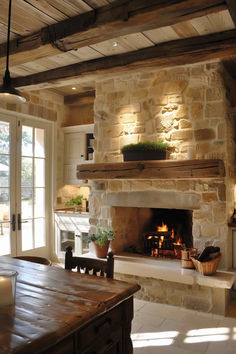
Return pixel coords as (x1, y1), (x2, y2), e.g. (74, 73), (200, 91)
(14, 256), (52, 266)
(65, 246), (114, 278)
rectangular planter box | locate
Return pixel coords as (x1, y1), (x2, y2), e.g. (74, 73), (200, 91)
(123, 150), (167, 161)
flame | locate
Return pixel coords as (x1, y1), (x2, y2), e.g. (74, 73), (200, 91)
(157, 222), (168, 232)
(159, 235), (164, 248)
(171, 228), (175, 239)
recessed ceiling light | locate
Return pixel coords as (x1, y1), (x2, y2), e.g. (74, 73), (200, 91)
(111, 41), (118, 47)
(72, 87), (76, 90)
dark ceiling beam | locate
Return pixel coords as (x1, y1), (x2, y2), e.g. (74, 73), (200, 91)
(0, 0), (226, 68)
(225, 0), (236, 25)
(12, 28), (236, 89)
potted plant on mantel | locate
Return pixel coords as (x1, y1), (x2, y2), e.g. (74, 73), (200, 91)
(88, 227), (114, 258)
(121, 141), (169, 161)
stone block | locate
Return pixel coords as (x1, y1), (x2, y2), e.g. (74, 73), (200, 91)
(194, 128), (215, 141)
(171, 129), (193, 141)
(150, 96), (168, 105)
(217, 184), (226, 201)
(193, 211), (212, 223)
(103, 137), (120, 151)
(103, 124), (123, 138)
(194, 120), (210, 129)
(196, 142), (213, 154)
(213, 204), (227, 224)
(163, 81), (188, 95)
(206, 88), (225, 101)
(149, 85), (165, 97)
(132, 89), (148, 99)
(117, 103), (141, 115)
(185, 88), (204, 102)
(217, 123), (226, 139)
(176, 180), (192, 191)
(182, 295), (210, 312)
(192, 223), (201, 238)
(108, 181), (122, 191)
(31, 95), (40, 104)
(131, 180), (152, 191)
(168, 95), (182, 104)
(202, 192), (217, 203)
(152, 180), (176, 190)
(119, 113), (137, 124)
(201, 224), (219, 238)
(190, 103), (203, 119)
(205, 103), (226, 118)
(179, 119), (192, 129)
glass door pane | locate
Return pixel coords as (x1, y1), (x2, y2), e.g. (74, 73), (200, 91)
(20, 125), (46, 252)
(0, 118), (16, 256)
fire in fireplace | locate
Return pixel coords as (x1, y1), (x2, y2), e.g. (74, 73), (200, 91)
(143, 208), (193, 259)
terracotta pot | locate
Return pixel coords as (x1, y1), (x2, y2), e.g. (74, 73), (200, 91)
(122, 150), (167, 161)
(94, 240), (110, 258)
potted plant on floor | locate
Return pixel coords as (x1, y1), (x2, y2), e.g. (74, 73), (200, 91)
(121, 141), (169, 161)
(88, 227), (114, 258)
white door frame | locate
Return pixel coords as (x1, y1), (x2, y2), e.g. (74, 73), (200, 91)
(0, 108), (55, 258)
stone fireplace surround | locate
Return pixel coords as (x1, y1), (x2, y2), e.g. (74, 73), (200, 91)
(86, 61), (236, 314)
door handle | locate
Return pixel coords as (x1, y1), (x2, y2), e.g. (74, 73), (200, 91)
(12, 214), (16, 231)
(17, 214), (28, 231)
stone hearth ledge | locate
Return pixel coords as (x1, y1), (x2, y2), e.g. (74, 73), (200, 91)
(114, 253), (235, 289)
(82, 252), (235, 315)
(114, 253), (235, 315)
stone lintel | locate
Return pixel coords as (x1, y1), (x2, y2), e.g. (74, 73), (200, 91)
(107, 191), (201, 210)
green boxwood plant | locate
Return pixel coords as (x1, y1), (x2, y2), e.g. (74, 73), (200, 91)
(121, 141), (169, 154)
(87, 227), (114, 247)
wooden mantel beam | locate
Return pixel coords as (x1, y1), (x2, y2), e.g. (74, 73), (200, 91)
(77, 160), (225, 180)
(12, 29), (236, 89)
(0, 0), (226, 68)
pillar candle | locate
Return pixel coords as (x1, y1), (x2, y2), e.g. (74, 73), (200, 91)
(0, 276), (13, 305)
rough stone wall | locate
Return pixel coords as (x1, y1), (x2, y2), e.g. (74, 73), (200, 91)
(89, 61), (235, 269)
(115, 272), (227, 315)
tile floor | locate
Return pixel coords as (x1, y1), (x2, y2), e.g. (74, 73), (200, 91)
(132, 299), (236, 354)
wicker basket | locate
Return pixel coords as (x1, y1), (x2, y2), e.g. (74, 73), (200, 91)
(191, 254), (222, 275)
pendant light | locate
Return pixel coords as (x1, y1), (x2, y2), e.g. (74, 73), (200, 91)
(0, 0), (26, 103)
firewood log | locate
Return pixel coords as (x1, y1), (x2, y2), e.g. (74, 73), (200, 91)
(198, 246), (220, 262)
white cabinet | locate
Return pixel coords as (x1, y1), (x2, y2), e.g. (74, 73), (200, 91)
(54, 212), (90, 260)
(63, 124), (94, 185)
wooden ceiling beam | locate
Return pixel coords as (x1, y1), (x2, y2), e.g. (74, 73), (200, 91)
(0, 0), (226, 68)
(12, 29), (236, 90)
(225, 0), (236, 25)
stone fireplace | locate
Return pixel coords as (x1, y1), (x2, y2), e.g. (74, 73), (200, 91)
(111, 206), (193, 257)
(85, 60), (236, 313)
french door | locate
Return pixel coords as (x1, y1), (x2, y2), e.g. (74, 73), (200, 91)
(0, 111), (52, 257)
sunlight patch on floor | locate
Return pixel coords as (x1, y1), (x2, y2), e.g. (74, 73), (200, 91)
(131, 331), (179, 348)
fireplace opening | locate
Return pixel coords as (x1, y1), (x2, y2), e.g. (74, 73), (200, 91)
(111, 206), (193, 259)
(143, 209), (193, 259)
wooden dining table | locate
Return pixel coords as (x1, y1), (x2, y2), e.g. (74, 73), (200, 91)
(0, 256), (140, 354)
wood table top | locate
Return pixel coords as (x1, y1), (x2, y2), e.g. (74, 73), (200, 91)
(0, 256), (140, 354)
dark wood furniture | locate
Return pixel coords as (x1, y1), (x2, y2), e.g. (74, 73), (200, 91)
(0, 256), (140, 354)
(13, 255), (52, 266)
(65, 246), (114, 278)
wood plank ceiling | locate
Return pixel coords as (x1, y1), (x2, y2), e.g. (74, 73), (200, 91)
(0, 0), (235, 95)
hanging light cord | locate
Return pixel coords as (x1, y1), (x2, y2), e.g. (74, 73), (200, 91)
(5, 0), (12, 76)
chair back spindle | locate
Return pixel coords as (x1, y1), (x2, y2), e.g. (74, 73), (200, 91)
(65, 246), (114, 279)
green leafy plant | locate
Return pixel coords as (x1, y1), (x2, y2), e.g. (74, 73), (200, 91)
(65, 195), (83, 207)
(121, 141), (169, 154)
(87, 227), (114, 247)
